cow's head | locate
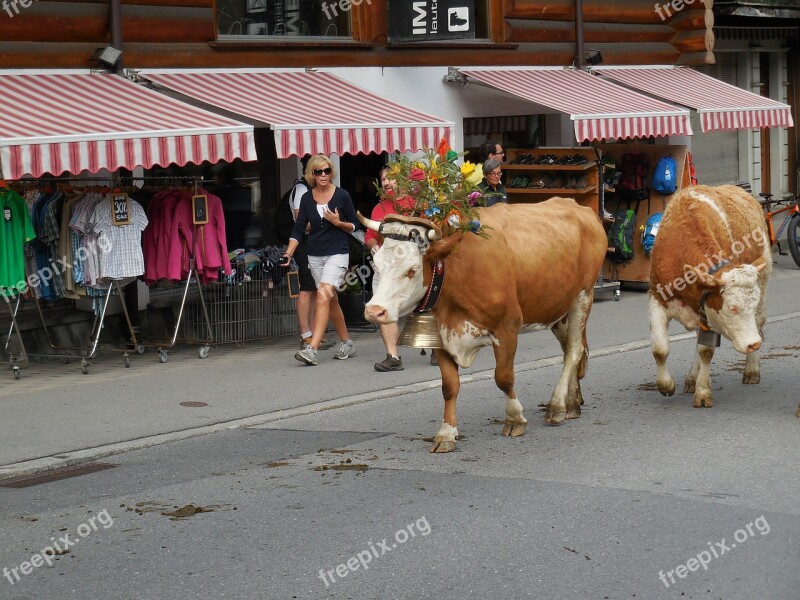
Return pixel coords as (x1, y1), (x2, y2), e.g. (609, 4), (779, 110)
(359, 213), (454, 324)
(685, 258), (767, 354)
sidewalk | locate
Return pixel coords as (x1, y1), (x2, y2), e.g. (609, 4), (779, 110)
(3, 255), (799, 480)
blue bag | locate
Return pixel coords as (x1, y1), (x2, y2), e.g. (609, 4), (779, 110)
(652, 156), (677, 195)
(641, 212), (663, 255)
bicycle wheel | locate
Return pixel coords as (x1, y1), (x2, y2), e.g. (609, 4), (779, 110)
(787, 213), (800, 268)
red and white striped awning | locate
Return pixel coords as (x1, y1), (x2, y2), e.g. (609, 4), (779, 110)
(140, 71), (455, 158)
(459, 68), (692, 142)
(595, 66), (794, 132)
(0, 72), (255, 180)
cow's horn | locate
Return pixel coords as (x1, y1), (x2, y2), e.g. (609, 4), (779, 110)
(426, 223), (442, 241)
(358, 211), (382, 233)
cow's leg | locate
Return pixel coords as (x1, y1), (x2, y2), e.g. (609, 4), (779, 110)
(684, 345), (701, 393)
(649, 296), (675, 396)
(546, 290), (591, 424)
(431, 350), (460, 453)
(743, 287), (767, 384)
(551, 318), (586, 406)
(491, 328), (527, 438)
(691, 343), (715, 408)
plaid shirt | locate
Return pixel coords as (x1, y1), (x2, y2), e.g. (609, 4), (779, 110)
(90, 196), (148, 280)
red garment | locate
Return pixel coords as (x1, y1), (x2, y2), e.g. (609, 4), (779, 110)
(167, 191), (231, 283)
(365, 195), (416, 247)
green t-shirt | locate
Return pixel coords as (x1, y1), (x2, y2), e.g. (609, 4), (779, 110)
(0, 188), (36, 295)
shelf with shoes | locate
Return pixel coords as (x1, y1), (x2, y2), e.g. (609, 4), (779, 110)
(503, 147), (599, 213)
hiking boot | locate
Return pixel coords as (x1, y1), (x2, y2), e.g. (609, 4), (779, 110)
(333, 339), (356, 360)
(450, 11), (467, 27)
(294, 345), (318, 366)
(374, 354), (403, 372)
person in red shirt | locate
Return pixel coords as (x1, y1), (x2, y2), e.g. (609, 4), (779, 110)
(366, 166), (434, 371)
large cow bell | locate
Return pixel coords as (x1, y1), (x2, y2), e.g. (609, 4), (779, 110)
(398, 313), (444, 348)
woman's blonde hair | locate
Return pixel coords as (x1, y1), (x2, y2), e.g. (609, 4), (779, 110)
(304, 154), (336, 188)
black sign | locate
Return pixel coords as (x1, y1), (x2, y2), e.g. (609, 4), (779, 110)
(111, 194), (130, 226)
(192, 194), (209, 225)
(388, 0), (475, 42)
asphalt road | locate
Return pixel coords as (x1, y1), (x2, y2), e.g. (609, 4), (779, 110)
(1, 256), (798, 599)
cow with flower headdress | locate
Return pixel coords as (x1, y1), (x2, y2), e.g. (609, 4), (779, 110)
(358, 144), (608, 452)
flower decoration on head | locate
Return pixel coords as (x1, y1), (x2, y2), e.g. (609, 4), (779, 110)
(378, 138), (487, 236)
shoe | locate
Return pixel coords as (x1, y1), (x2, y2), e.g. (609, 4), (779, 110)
(374, 354), (403, 372)
(430, 351), (438, 366)
(302, 337), (335, 350)
(295, 345), (318, 366)
(333, 339), (356, 360)
(450, 12), (467, 27)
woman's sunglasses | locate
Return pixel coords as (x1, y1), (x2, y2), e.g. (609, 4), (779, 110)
(313, 167), (333, 176)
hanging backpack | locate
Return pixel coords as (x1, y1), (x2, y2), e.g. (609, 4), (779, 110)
(652, 156), (677, 195)
(687, 151), (698, 185)
(617, 152), (650, 202)
(641, 212), (663, 256)
(607, 209), (637, 263)
(274, 179), (305, 245)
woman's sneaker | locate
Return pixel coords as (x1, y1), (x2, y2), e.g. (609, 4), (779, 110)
(295, 345), (318, 366)
(333, 339), (356, 360)
(374, 354), (403, 372)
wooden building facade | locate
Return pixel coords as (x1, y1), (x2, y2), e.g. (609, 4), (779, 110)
(0, 0), (712, 70)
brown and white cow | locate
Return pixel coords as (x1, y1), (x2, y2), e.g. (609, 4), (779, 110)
(649, 184), (771, 408)
(360, 197), (608, 452)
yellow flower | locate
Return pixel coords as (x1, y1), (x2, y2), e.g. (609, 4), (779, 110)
(461, 161), (476, 176)
(465, 163), (483, 186)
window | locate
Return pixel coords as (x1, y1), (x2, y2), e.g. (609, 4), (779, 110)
(216, 0), (351, 39)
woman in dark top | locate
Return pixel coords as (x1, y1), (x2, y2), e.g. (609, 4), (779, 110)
(281, 154), (359, 366)
(477, 159), (508, 207)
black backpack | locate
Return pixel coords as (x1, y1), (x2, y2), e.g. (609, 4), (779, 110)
(274, 180), (304, 244)
(617, 152), (650, 202)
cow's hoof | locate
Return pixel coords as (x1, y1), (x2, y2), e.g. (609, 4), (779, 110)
(683, 379), (696, 394)
(742, 371), (760, 385)
(429, 440), (456, 453)
(657, 379), (676, 396)
(693, 394), (713, 408)
(565, 406), (581, 419)
(544, 407), (566, 425)
(502, 422), (527, 437)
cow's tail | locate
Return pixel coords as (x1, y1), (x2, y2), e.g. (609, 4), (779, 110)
(577, 334), (589, 380)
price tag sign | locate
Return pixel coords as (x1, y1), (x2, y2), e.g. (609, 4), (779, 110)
(192, 194), (209, 225)
(111, 194), (130, 226)
(4, 208), (11, 222)
(287, 270), (300, 298)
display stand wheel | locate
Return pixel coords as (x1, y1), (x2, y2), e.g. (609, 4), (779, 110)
(198, 345), (210, 359)
(159, 349), (169, 363)
(62, 356), (70, 364)
(12, 366), (20, 380)
(80, 359), (89, 375)
(614, 290), (621, 301)
(123, 354), (131, 368)
(136, 344), (145, 355)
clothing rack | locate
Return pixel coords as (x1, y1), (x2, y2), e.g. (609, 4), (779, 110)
(2, 293), (28, 379)
(131, 177), (215, 362)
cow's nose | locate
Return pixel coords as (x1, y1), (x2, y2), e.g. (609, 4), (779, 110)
(746, 340), (762, 353)
(365, 305), (388, 324)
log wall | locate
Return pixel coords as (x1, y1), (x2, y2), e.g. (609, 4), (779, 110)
(0, 0), (709, 69)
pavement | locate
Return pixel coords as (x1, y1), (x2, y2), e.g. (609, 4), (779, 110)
(2, 251), (799, 481)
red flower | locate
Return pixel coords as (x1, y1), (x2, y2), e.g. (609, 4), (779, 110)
(437, 137), (450, 159)
(409, 168), (426, 181)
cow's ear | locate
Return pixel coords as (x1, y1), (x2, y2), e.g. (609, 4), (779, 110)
(684, 264), (720, 287)
(427, 231), (464, 261)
